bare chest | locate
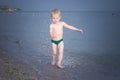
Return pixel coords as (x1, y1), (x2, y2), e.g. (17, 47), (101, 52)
(52, 25), (63, 32)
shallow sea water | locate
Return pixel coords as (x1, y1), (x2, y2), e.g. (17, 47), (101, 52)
(0, 11), (120, 80)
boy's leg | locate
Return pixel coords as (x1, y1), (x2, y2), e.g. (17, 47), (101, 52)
(58, 41), (64, 68)
(51, 43), (57, 65)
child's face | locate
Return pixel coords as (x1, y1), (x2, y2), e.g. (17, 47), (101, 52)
(51, 14), (61, 23)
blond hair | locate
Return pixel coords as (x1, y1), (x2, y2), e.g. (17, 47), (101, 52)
(50, 9), (61, 18)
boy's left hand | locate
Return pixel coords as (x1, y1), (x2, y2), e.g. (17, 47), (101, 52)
(79, 29), (83, 34)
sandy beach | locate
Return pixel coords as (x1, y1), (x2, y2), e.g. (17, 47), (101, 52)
(0, 47), (120, 80)
(0, 49), (45, 80)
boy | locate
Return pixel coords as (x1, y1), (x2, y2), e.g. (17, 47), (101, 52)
(50, 9), (83, 68)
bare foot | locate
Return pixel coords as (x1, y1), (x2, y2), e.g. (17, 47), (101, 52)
(57, 64), (64, 69)
(51, 61), (55, 65)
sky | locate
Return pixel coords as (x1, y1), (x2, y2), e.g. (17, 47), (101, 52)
(0, 0), (120, 11)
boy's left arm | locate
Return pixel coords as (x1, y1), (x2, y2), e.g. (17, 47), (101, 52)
(63, 22), (83, 33)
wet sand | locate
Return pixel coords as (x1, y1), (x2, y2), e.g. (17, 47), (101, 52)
(1, 48), (120, 80)
(0, 49), (45, 80)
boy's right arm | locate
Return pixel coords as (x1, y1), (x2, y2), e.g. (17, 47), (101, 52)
(50, 24), (53, 39)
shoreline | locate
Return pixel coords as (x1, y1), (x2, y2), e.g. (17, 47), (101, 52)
(0, 47), (120, 80)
